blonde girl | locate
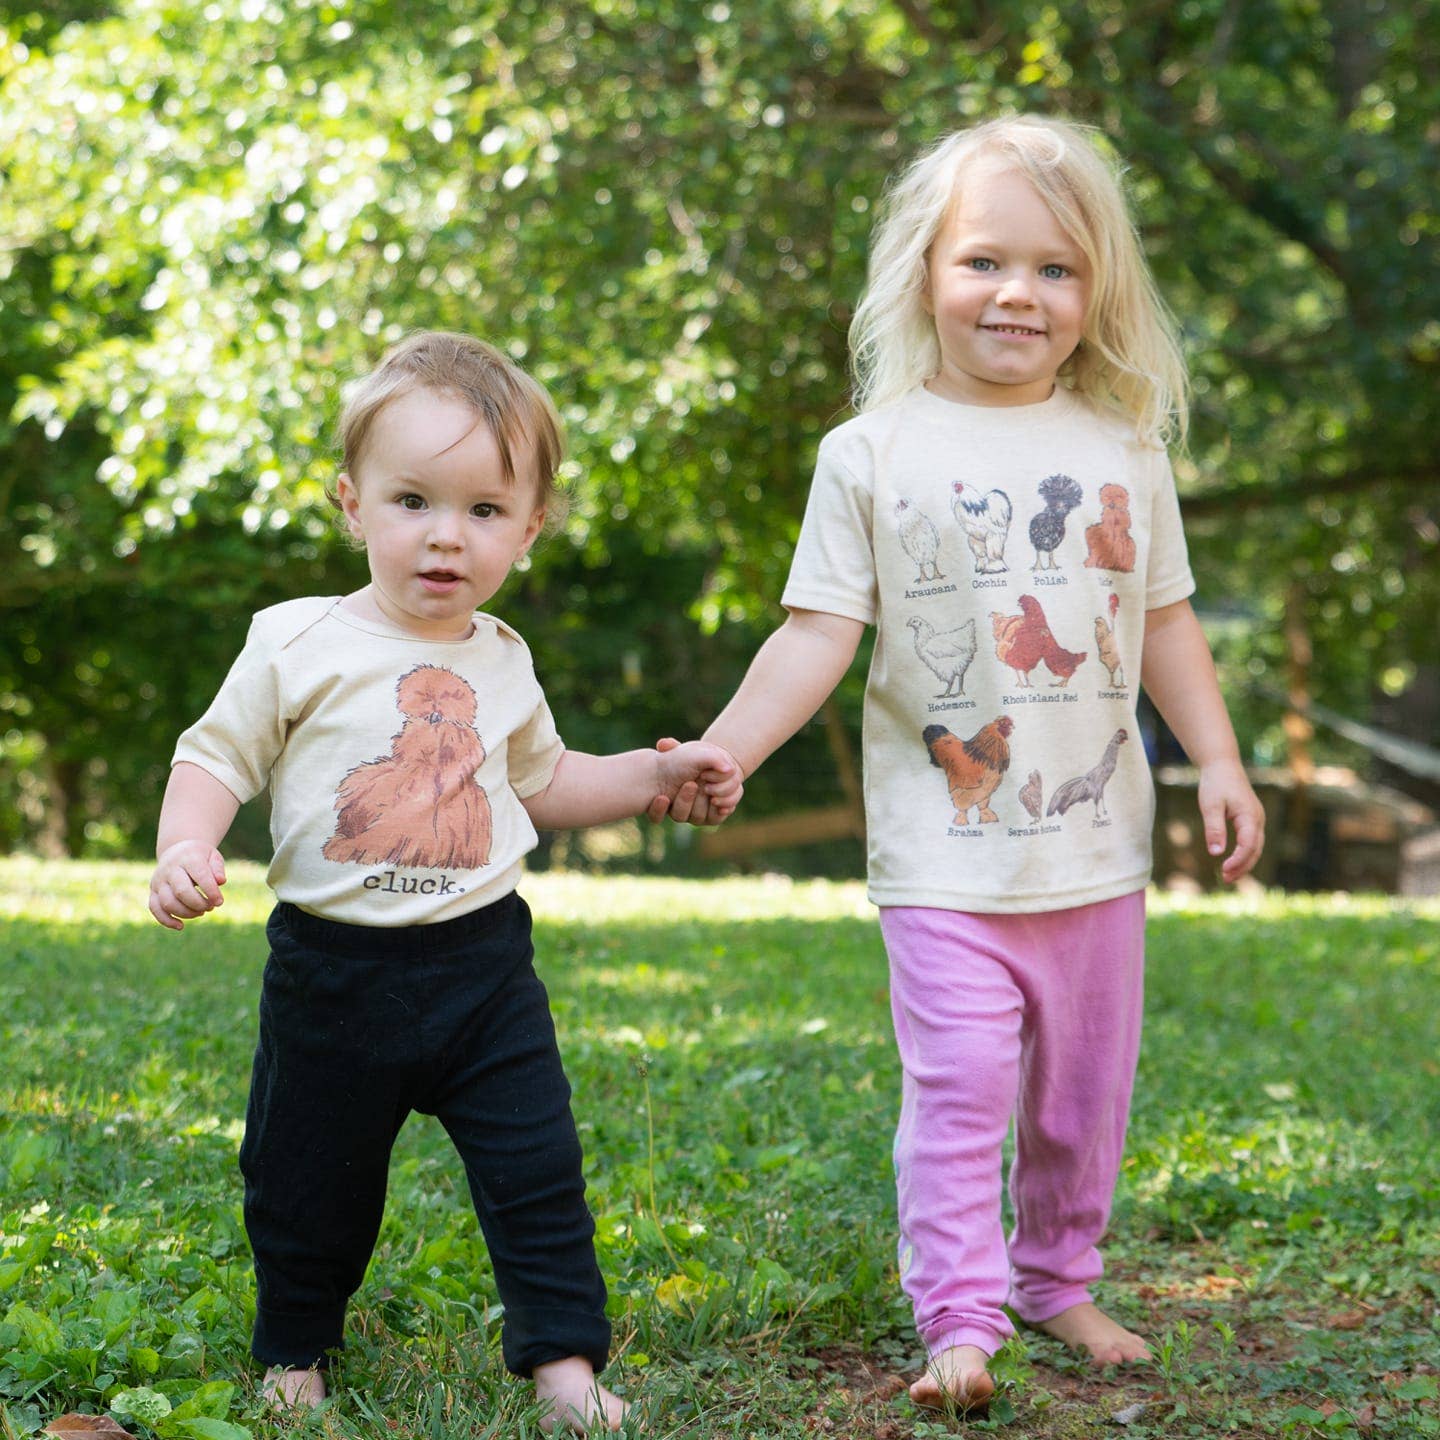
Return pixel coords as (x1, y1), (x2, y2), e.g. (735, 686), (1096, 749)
(658, 116), (1263, 1411)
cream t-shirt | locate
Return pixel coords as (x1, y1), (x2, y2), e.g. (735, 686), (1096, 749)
(781, 384), (1195, 913)
(173, 597), (563, 926)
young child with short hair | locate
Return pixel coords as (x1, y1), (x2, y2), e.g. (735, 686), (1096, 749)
(148, 330), (742, 1433)
(657, 115), (1264, 1412)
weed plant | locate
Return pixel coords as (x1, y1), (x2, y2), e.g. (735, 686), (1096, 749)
(1, 860), (1437, 1437)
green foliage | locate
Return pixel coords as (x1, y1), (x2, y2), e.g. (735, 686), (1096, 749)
(0, 3), (1436, 852)
(2, 861), (1439, 1437)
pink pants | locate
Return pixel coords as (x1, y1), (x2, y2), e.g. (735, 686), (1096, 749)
(879, 892), (1145, 1359)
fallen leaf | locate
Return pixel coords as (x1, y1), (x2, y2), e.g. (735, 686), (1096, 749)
(43, 1418), (135, 1439)
(1330, 1309), (1369, 1330)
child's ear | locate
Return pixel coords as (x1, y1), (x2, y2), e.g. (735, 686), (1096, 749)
(336, 472), (364, 540)
(520, 504), (545, 555)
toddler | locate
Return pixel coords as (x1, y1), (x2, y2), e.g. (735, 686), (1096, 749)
(658, 116), (1263, 1411)
(148, 331), (741, 1432)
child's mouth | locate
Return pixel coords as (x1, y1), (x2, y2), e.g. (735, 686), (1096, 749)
(419, 570), (463, 593)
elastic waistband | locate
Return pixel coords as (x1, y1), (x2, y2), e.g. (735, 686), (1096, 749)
(270, 889), (526, 958)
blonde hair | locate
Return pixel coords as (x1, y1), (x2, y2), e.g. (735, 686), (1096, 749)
(335, 330), (567, 527)
(850, 115), (1188, 445)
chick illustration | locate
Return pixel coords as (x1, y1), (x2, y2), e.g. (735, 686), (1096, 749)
(1019, 770), (1044, 823)
(1029, 474), (1083, 571)
(323, 665), (492, 870)
(907, 615), (977, 699)
(896, 498), (944, 583)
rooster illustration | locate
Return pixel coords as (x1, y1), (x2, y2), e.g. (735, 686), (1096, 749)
(950, 481), (1012, 574)
(1094, 592), (1125, 687)
(922, 715), (1013, 826)
(907, 615), (977, 698)
(1019, 770), (1044, 823)
(1029, 474), (1083, 571)
(1083, 484), (1136, 572)
(990, 594), (1088, 687)
(1047, 728), (1128, 820)
(896, 498), (944, 583)
(323, 665), (492, 870)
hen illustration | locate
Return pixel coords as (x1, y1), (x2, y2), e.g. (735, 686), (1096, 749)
(1094, 592), (1125, 687)
(323, 665), (492, 870)
(990, 594), (1088, 688)
(950, 481), (1012, 574)
(1029, 473), (1083, 571)
(1019, 769), (1044, 823)
(1047, 728), (1128, 820)
(1083, 483), (1136, 572)
(923, 715), (1014, 826)
(907, 615), (977, 698)
(896, 499), (944, 583)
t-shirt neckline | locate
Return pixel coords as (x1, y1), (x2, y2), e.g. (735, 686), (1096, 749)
(909, 381), (1077, 430)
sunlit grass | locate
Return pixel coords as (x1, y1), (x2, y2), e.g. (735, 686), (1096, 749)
(2, 859), (1437, 1439)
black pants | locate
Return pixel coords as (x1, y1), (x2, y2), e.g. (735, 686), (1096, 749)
(239, 893), (610, 1376)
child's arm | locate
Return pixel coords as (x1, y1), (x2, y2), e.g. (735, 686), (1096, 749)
(653, 608), (867, 824)
(1141, 599), (1265, 882)
(521, 740), (743, 831)
(148, 762), (242, 930)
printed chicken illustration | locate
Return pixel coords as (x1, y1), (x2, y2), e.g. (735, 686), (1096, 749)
(907, 615), (977, 698)
(1019, 769), (1044, 823)
(1083, 483), (1137, 572)
(923, 715), (1014, 826)
(950, 481), (1012, 574)
(323, 665), (492, 870)
(896, 498), (944, 583)
(990, 594), (1088, 687)
(1029, 473), (1083, 571)
(1094, 592), (1125, 687)
(1047, 728), (1128, 820)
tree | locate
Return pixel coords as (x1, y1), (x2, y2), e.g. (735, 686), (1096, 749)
(1, 0), (1434, 853)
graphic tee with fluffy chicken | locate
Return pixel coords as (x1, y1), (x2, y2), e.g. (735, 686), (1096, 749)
(781, 384), (1194, 913)
(173, 597), (563, 925)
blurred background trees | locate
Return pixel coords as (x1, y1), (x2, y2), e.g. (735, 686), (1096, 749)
(1, 0), (1435, 863)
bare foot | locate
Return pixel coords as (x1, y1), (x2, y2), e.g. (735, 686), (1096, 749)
(1031, 1301), (1151, 1365)
(909, 1343), (996, 1414)
(534, 1355), (628, 1434)
(262, 1366), (326, 1409)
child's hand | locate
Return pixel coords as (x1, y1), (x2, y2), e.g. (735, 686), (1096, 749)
(650, 738), (743, 826)
(148, 840), (228, 930)
(1197, 757), (1265, 883)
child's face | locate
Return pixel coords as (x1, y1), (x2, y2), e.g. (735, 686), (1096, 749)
(924, 159), (1089, 407)
(337, 387), (545, 640)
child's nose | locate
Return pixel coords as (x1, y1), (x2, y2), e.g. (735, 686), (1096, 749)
(427, 511), (463, 547)
(996, 273), (1035, 305)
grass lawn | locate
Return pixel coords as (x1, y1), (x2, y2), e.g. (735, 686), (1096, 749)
(2, 858), (1438, 1438)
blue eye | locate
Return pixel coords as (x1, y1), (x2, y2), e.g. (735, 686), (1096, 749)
(969, 257), (997, 272)
(1041, 264), (1070, 280)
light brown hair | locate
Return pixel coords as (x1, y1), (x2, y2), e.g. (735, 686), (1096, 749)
(335, 331), (567, 526)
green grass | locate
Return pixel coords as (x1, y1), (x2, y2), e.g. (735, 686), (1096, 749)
(2, 858), (1438, 1438)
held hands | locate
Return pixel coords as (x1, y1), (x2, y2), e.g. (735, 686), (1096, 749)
(148, 840), (227, 930)
(650, 737), (743, 827)
(1197, 757), (1265, 883)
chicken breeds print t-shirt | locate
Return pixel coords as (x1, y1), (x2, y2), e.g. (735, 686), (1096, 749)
(173, 598), (564, 926)
(781, 384), (1194, 913)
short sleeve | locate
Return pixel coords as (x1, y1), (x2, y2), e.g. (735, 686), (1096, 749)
(1145, 448), (1196, 610)
(780, 437), (879, 624)
(171, 618), (287, 803)
(507, 684), (565, 799)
